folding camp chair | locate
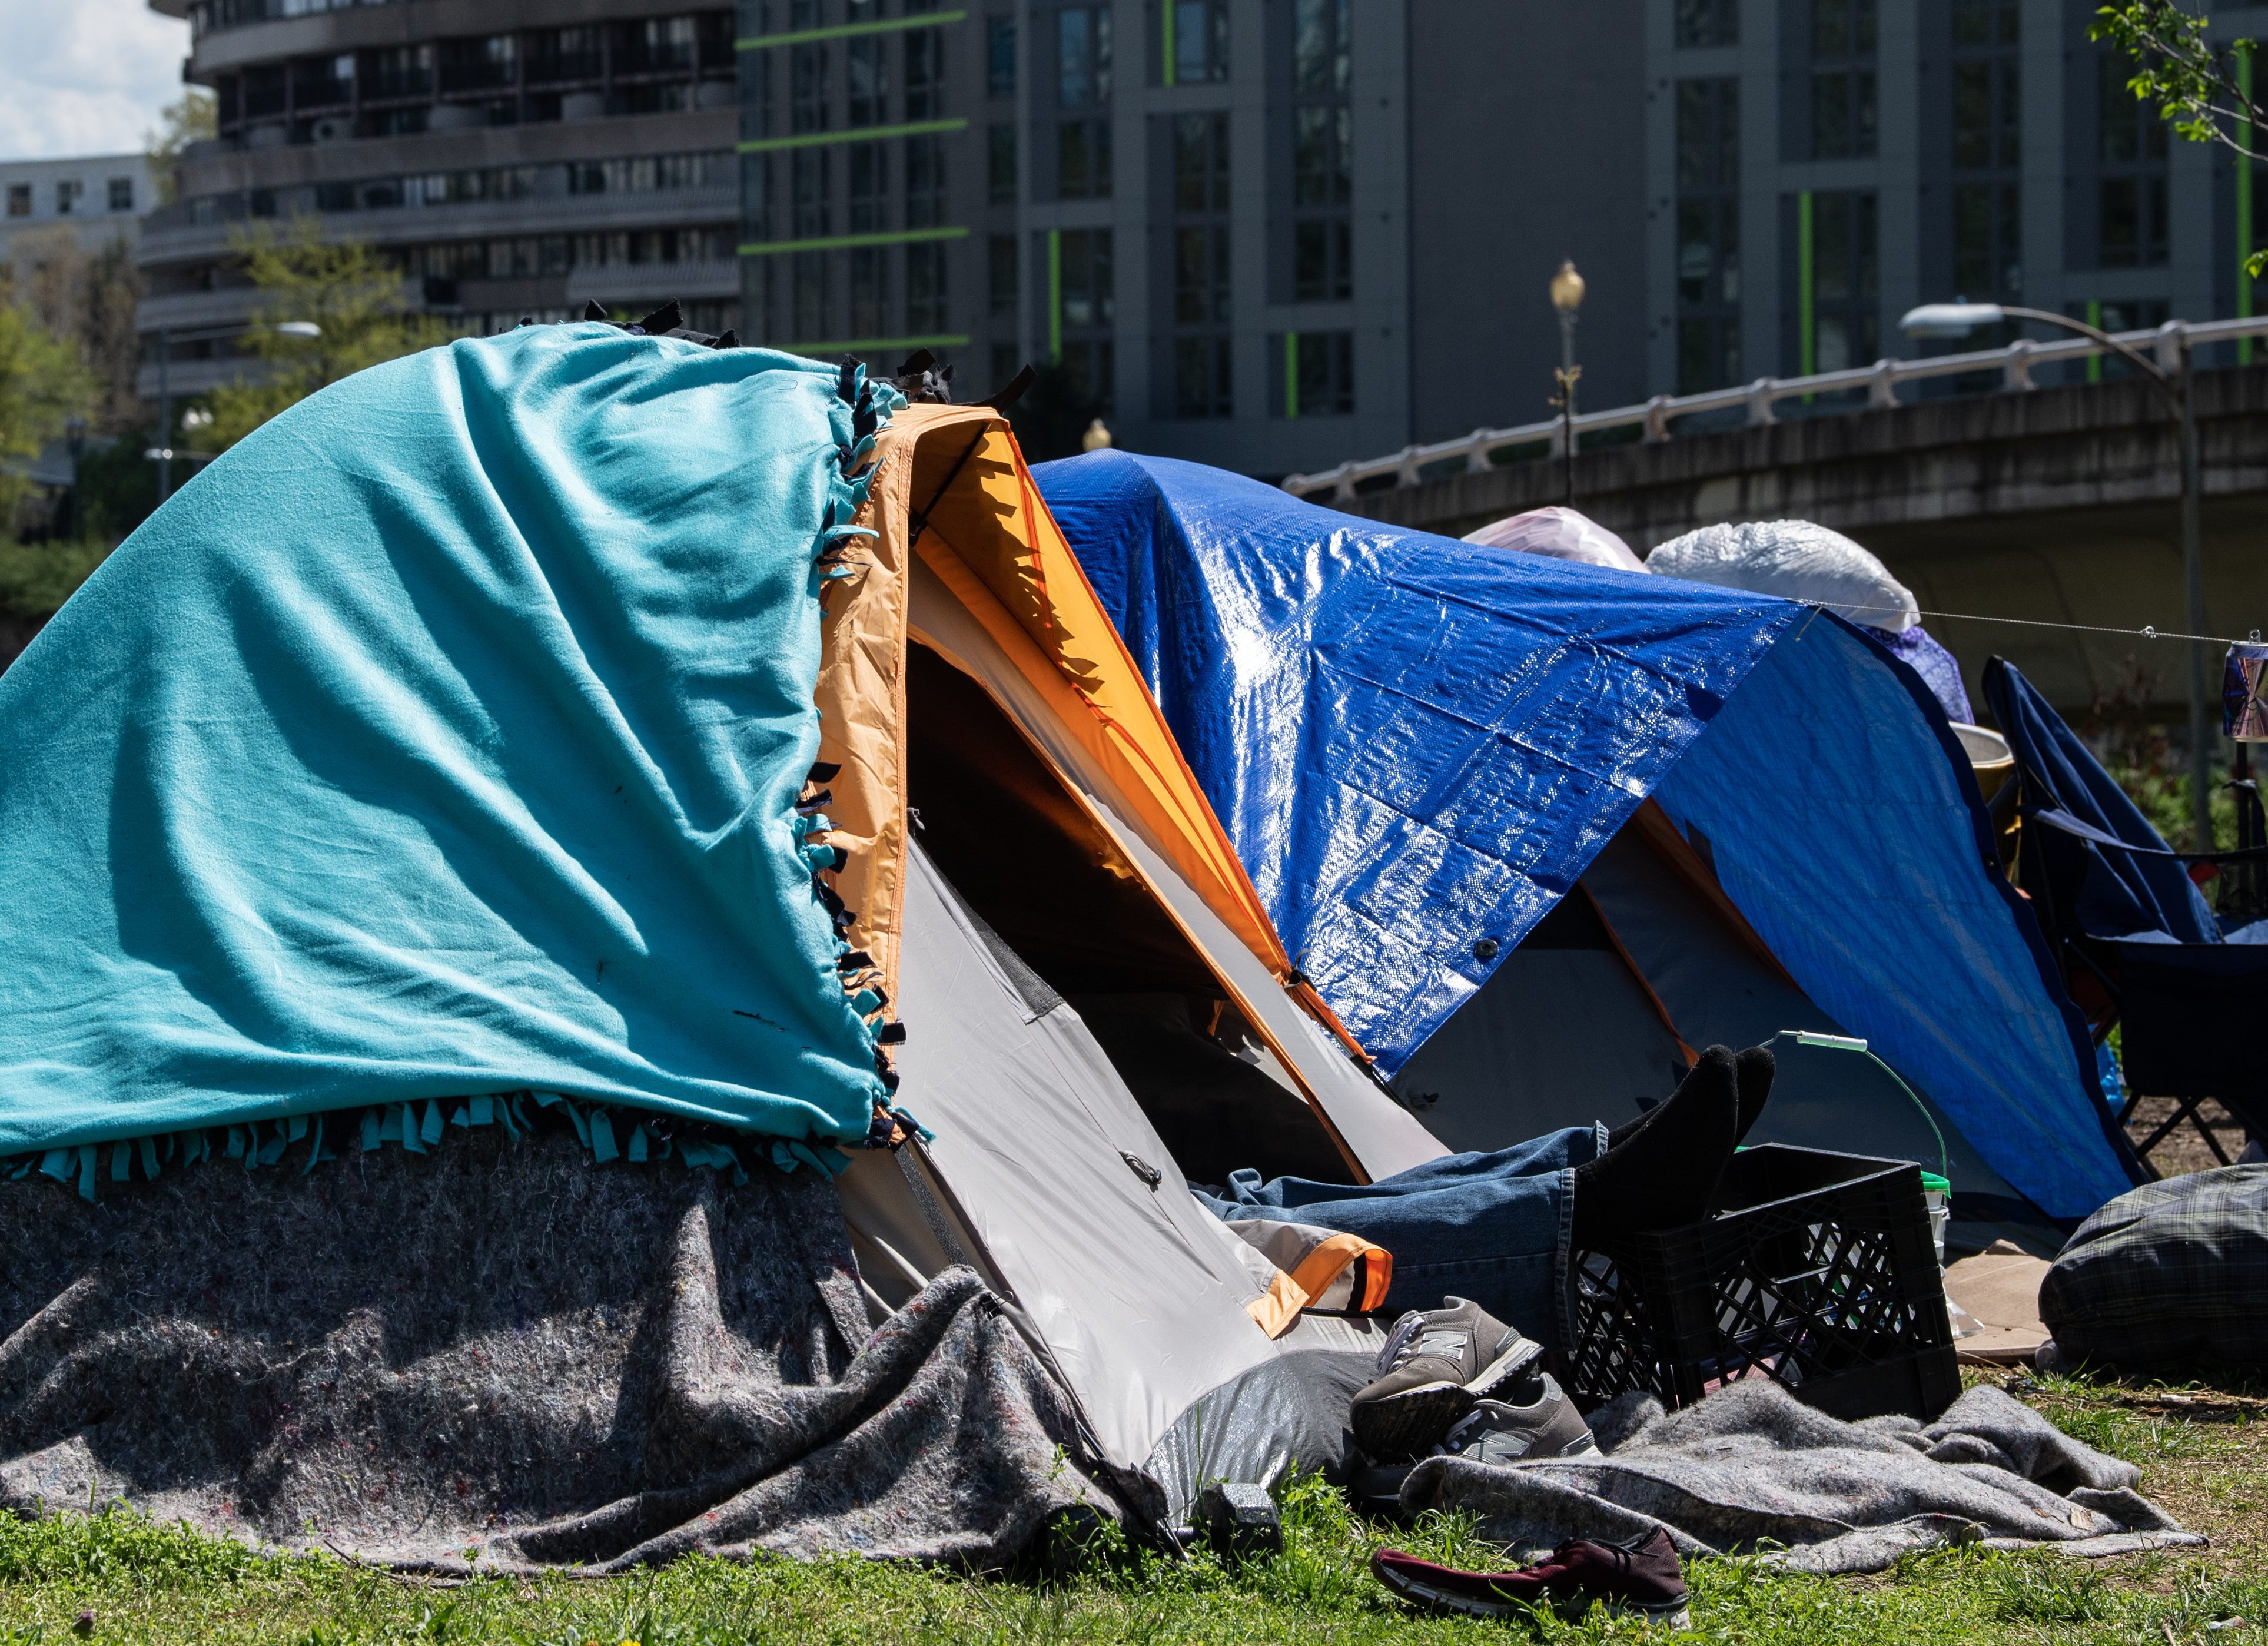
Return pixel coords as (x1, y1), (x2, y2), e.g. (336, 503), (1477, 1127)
(1983, 658), (2268, 1173)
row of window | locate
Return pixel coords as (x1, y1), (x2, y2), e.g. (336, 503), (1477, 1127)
(741, 136), (948, 240)
(396, 226), (736, 283)
(5, 177), (136, 218)
(177, 152), (732, 228)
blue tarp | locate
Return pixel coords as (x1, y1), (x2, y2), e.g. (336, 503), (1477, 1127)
(0, 325), (889, 1163)
(1035, 453), (2136, 1220)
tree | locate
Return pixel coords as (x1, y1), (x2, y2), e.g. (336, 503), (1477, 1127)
(2092, 4), (2268, 273)
(0, 301), (95, 527)
(194, 219), (450, 453)
(143, 89), (217, 208)
(6, 225), (145, 433)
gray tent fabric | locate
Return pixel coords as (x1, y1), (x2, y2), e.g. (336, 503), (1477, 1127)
(1403, 1379), (2198, 1575)
(0, 1123), (1107, 1571)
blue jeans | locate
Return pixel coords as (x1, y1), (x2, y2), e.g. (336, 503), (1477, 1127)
(1194, 1125), (1605, 1352)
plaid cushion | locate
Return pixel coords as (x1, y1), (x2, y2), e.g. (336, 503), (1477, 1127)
(2040, 1166), (2268, 1368)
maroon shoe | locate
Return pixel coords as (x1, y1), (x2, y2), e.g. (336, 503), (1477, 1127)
(1370, 1526), (1689, 1627)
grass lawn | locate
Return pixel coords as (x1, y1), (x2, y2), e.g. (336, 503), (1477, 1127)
(1, 1367), (2263, 1644)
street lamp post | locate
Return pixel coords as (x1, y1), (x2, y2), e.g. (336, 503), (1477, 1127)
(1550, 261), (1586, 505)
(148, 320), (321, 503)
(1901, 301), (2215, 851)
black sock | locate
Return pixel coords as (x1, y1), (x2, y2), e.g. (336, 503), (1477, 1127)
(1734, 1046), (1776, 1144)
(1604, 1053), (1708, 1150)
(1572, 1046), (1738, 1246)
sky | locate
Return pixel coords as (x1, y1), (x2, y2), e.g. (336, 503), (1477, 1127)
(0, 0), (193, 162)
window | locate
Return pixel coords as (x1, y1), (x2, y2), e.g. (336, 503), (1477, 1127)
(362, 44), (435, 100)
(243, 62), (286, 118)
(1058, 118), (1112, 198)
(848, 35), (890, 127)
(849, 246), (889, 339)
(792, 148), (829, 237)
(439, 36), (514, 93)
(1174, 227), (1229, 326)
(989, 122), (1018, 202)
(1676, 77), (1741, 393)
(990, 233), (1018, 311)
(1174, 112), (1228, 213)
(1288, 0), (1351, 306)
(908, 241), (949, 332)
(1801, 190), (1878, 373)
(1293, 0), (1349, 93)
(1675, 0), (1737, 47)
(795, 250), (831, 340)
(742, 151), (772, 241)
(1273, 330), (1353, 417)
(905, 134), (945, 227)
(295, 51), (356, 106)
(905, 25), (943, 120)
(1805, 0), (1876, 161)
(105, 177), (133, 212)
(1058, 6), (1112, 105)
(849, 142), (889, 233)
(615, 16), (696, 74)
(1165, 0), (1230, 84)
(1948, 1), (2020, 301)
(1175, 338), (1232, 418)
(988, 16), (1017, 98)
(529, 27), (603, 82)
(6, 184), (28, 217)
(1060, 227), (1113, 326)
(741, 45), (769, 141)
(54, 179), (82, 215)
(991, 341), (1020, 393)
(2097, 51), (2167, 267)
(792, 43), (828, 134)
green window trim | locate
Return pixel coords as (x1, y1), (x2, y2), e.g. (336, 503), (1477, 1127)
(1047, 228), (1062, 359)
(2086, 299), (2104, 385)
(739, 118), (969, 155)
(738, 225), (970, 257)
(737, 11), (969, 51)
(776, 332), (972, 355)
(1283, 328), (1299, 419)
(1161, 2), (1177, 86)
(1797, 189), (1817, 380)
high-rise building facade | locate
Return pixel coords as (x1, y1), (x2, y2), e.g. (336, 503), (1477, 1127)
(745, 1), (2264, 478)
(733, 0), (1418, 472)
(139, 0), (744, 400)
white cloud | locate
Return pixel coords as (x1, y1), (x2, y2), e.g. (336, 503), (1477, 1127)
(0, 0), (192, 161)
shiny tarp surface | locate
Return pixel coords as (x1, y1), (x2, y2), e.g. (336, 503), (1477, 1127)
(0, 326), (886, 1159)
(1033, 453), (2134, 1220)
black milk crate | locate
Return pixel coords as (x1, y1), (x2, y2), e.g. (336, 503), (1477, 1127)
(1563, 1144), (1960, 1422)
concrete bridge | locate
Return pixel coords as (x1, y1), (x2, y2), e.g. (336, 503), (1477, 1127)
(1311, 360), (2268, 718)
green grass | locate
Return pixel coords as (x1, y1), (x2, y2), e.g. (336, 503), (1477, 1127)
(2, 1380), (2263, 1644)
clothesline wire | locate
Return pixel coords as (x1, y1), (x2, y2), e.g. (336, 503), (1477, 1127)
(1826, 599), (2257, 648)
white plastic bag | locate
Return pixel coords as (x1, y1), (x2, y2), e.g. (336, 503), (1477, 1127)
(1645, 519), (1918, 632)
(1462, 506), (1648, 575)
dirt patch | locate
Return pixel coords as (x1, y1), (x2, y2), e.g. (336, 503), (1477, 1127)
(2119, 1094), (2256, 1179)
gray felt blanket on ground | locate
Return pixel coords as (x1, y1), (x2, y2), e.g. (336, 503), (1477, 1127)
(1403, 1379), (2200, 1574)
(0, 1126), (1105, 1572)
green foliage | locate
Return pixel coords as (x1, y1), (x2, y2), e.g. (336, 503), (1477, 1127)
(0, 536), (113, 620)
(0, 301), (96, 524)
(2088, 5), (2268, 276)
(144, 89), (218, 209)
(195, 219), (450, 453)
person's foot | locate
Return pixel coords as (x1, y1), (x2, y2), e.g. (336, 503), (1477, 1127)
(1370, 1526), (1689, 1627)
(1350, 1370), (1599, 1508)
(1734, 1044), (1776, 1143)
(1349, 1299), (1540, 1462)
(1571, 1046), (1738, 1247)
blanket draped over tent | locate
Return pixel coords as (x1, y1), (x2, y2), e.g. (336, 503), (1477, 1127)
(1032, 453), (2134, 1221)
(0, 1125), (1103, 1569)
(0, 326), (891, 1165)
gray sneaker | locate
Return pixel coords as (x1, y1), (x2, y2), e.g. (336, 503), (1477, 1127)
(1350, 1297), (1543, 1462)
(1352, 1370), (1598, 1509)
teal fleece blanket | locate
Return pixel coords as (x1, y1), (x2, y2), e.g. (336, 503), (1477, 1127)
(0, 324), (891, 1163)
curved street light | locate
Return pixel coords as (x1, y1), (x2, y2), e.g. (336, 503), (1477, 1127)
(1899, 301), (2212, 851)
(1550, 261), (1586, 505)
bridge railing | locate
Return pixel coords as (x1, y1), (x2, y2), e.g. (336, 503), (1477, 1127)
(1280, 314), (2268, 502)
